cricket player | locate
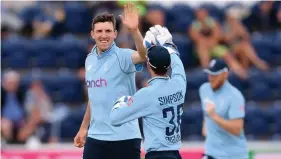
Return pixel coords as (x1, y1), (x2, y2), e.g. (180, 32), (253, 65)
(199, 59), (248, 159)
(110, 26), (186, 159)
(73, 3), (147, 159)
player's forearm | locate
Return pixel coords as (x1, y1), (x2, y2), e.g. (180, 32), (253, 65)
(80, 102), (91, 130)
(189, 28), (203, 43)
(170, 53), (186, 81)
(211, 114), (243, 136)
(202, 120), (206, 137)
(110, 105), (141, 127)
(110, 110), (129, 127)
(110, 106), (137, 127)
(130, 29), (147, 62)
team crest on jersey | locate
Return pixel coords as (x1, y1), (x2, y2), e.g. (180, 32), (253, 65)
(127, 97), (134, 106)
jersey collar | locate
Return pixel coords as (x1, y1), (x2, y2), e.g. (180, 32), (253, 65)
(215, 80), (230, 92)
(91, 42), (116, 58)
(148, 76), (170, 85)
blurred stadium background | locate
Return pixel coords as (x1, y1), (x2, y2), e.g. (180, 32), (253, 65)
(1, 1), (281, 159)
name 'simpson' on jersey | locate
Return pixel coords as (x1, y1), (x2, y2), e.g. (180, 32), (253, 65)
(158, 91), (183, 106)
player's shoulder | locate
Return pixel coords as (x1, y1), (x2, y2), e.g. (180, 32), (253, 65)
(116, 47), (135, 55)
(139, 85), (154, 94)
(135, 86), (153, 99)
(85, 51), (97, 65)
(199, 82), (211, 92)
(228, 83), (245, 100)
(87, 45), (97, 58)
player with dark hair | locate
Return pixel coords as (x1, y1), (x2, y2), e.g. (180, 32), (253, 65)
(73, 3), (146, 159)
(110, 26), (186, 159)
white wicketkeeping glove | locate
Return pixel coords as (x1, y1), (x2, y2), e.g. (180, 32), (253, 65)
(149, 25), (173, 46)
(112, 96), (131, 112)
(143, 30), (156, 49)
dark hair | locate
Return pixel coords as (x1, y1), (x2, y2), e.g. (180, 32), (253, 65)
(151, 67), (168, 76)
(92, 13), (116, 31)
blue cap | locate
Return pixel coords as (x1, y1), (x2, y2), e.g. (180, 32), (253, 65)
(204, 59), (229, 75)
(147, 46), (171, 70)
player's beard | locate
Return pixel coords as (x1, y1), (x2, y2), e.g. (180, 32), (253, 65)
(210, 76), (226, 90)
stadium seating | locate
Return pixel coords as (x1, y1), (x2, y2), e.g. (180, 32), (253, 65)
(166, 4), (194, 33)
(64, 2), (91, 33)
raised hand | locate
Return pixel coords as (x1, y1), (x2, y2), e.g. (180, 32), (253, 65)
(120, 3), (139, 31)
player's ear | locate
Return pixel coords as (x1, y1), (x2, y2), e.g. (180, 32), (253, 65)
(91, 30), (95, 40)
(114, 30), (118, 39)
(224, 71), (229, 79)
(147, 62), (152, 73)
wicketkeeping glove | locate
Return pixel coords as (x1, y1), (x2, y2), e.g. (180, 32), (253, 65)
(149, 25), (172, 45)
(148, 25), (179, 55)
(143, 30), (156, 49)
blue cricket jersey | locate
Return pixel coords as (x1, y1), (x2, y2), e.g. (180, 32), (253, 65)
(110, 48), (186, 152)
(85, 42), (142, 141)
(199, 81), (248, 159)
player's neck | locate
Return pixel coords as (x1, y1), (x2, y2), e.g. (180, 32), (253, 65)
(97, 48), (103, 55)
(151, 73), (168, 78)
(96, 46), (110, 55)
(213, 80), (228, 91)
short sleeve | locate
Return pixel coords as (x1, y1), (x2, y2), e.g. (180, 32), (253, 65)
(199, 83), (209, 101)
(199, 83), (210, 116)
(228, 93), (245, 119)
(118, 48), (143, 73)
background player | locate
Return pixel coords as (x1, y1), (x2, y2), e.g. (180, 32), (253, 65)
(199, 59), (248, 159)
(110, 26), (186, 159)
(73, 3), (146, 159)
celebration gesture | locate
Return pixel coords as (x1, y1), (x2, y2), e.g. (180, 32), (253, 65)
(204, 98), (217, 118)
(120, 3), (139, 31)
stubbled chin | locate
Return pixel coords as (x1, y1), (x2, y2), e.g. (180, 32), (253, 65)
(101, 44), (108, 48)
(98, 45), (110, 51)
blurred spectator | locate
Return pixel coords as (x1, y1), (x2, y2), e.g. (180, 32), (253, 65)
(189, 7), (223, 68)
(2, 1), (36, 13)
(32, 7), (67, 38)
(1, 70), (26, 144)
(18, 79), (53, 143)
(48, 9), (68, 37)
(116, 1), (147, 17)
(77, 68), (88, 103)
(17, 1), (68, 38)
(223, 8), (269, 71)
(1, 25), (11, 40)
(189, 7), (247, 79)
(1, 1), (35, 33)
(243, 1), (280, 33)
(116, 2), (150, 48)
(1, 11), (24, 33)
(116, 22), (135, 49)
(141, 5), (165, 34)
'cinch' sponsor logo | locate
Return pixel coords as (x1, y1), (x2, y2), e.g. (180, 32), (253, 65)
(86, 78), (107, 88)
